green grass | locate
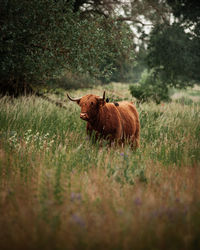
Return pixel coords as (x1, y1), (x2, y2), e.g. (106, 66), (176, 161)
(171, 84), (200, 104)
(0, 83), (200, 249)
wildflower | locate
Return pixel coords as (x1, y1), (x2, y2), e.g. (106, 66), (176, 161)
(71, 214), (85, 228)
(120, 152), (128, 159)
(117, 209), (124, 215)
(134, 197), (142, 206)
(70, 192), (82, 202)
(175, 198), (180, 203)
(44, 133), (49, 138)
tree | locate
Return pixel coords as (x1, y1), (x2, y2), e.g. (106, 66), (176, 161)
(145, 0), (200, 89)
(0, 0), (134, 96)
(67, 0), (121, 15)
(0, 0), (74, 95)
(167, 0), (200, 82)
(167, 0), (200, 37)
(147, 23), (199, 88)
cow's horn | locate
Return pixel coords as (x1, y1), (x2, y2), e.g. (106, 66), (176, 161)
(67, 93), (81, 102)
(100, 91), (105, 101)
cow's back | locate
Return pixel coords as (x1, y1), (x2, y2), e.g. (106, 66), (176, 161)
(89, 101), (139, 147)
(89, 103), (122, 141)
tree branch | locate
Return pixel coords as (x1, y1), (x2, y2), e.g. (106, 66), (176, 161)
(116, 16), (153, 26)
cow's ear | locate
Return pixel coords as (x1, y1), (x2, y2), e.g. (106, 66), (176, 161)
(97, 91), (106, 107)
(98, 98), (105, 107)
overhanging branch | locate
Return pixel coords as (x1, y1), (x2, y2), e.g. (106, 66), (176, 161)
(116, 16), (153, 26)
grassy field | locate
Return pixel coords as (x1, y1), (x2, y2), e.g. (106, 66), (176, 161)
(0, 83), (200, 250)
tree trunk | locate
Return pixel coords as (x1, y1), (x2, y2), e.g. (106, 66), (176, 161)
(0, 79), (34, 97)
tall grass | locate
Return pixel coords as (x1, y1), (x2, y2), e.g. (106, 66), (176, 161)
(0, 84), (200, 249)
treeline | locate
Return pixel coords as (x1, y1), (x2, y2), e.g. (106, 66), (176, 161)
(0, 0), (200, 101)
(0, 0), (134, 96)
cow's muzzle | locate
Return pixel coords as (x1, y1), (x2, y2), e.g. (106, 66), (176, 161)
(80, 113), (89, 121)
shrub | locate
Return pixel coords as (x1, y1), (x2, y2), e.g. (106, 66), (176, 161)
(129, 69), (171, 104)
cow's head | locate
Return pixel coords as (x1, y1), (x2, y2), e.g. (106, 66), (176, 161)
(67, 91), (106, 122)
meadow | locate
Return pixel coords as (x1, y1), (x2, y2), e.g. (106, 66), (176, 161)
(0, 83), (200, 250)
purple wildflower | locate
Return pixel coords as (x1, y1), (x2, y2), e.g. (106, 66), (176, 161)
(70, 192), (82, 202)
(71, 214), (85, 228)
(117, 209), (124, 215)
(134, 197), (142, 206)
(175, 198), (180, 203)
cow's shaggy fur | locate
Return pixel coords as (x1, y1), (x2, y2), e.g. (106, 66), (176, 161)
(68, 93), (140, 148)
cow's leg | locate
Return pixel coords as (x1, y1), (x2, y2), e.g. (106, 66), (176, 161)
(131, 127), (140, 149)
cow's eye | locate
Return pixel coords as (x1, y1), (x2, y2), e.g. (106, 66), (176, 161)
(91, 102), (93, 105)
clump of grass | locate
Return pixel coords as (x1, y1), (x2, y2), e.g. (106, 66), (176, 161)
(0, 84), (200, 249)
(7, 129), (55, 152)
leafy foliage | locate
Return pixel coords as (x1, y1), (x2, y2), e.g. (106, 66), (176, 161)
(0, 0), (74, 95)
(130, 69), (170, 104)
(147, 23), (200, 88)
(0, 0), (134, 95)
(167, 0), (200, 37)
(144, 0), (200, 92)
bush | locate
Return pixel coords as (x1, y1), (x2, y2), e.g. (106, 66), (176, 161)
(129, 69), (171, 104)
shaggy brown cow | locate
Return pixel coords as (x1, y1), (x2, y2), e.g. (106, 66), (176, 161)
(67, 91), (140, 148)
